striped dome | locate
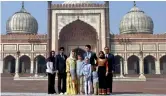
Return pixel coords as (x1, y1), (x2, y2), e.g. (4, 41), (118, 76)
(6, 3), (38, 34)
(119, 3), (153, 34)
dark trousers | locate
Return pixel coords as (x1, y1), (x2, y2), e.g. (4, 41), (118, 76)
(48, 73), (56, 94)
(98, 66), (106, 89)
(58, 72), (66, 93)
(106, 73), (113, 93)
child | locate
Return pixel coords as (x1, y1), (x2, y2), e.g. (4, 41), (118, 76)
(92, 65), (99, 95)
(76, 54), (84, 94)
(81, 57), (92, 95)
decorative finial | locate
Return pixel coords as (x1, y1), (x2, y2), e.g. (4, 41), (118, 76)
(134, 1), (136, 6)
(22, 1), (24, 9)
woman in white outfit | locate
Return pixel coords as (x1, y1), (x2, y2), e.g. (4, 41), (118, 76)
(46, 51), (56, 94)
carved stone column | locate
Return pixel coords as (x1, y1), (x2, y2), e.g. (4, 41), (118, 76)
(34, 58), (38, 77)
(120, 58), (124, 78)
(30, 60), (34, 74)
(155, 59), (161, 74)
(139, 58), (146, 78)
(124, 59), (128, 74)
(14, 56), (20, 78)
(0, 54), (4, 73)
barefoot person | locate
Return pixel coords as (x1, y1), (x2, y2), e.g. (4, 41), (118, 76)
(46, 51), (56, 94)
(104, 47), (115, 94)
(66, 50), (77, 95)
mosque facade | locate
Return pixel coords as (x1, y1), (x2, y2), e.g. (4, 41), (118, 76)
(1, 1), (166, 78)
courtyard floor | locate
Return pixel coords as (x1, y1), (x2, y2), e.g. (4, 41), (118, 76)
(1, 74), (166, 96)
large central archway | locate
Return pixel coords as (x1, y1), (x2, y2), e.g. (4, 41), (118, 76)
(59, 19), (98, 55)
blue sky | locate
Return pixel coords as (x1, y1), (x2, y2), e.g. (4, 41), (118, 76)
(1, 1), (166, 34)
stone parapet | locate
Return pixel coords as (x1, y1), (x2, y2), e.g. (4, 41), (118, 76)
(110, 34), (166, 42)
(51, 3), (106, 9)
(1, 34), (47, 43)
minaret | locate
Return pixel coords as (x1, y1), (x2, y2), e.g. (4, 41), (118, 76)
(47, 1), (52, 57)
(105, 1), (110, 47)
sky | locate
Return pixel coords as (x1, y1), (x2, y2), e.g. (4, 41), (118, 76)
(1, 1), (166, 35)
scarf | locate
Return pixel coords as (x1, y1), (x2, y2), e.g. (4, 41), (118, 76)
(69, 51), (76, 80)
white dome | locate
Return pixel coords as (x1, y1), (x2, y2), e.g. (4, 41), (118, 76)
(119, 4), (154, 34)
(63, 1), (92, 4)
(6, 4), (38, 34)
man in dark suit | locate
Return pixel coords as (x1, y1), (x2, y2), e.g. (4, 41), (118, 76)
(83, 45), (97, 94)
(104, 46), (115, 94)
(55, 47), (67, 95)
(83, 45), (97, 65)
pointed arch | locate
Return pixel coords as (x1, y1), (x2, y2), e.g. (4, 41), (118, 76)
(19, 55), (31, 73)
(59, 19), (98, 55)
(143, 55), (155, 74)
(127, 55), (140, 74)
(114, 55), (123, 74)
(3, 55), (16, 73)
(160, 55), (166, 74)
(59, 19), (97, 41)
(34, 55), (46, 73)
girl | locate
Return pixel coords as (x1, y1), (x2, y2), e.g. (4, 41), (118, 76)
(66, 50), (77, 95)
(81, 57), (92, 95)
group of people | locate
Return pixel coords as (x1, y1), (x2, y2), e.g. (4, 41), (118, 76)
(46, 45), (115, 95)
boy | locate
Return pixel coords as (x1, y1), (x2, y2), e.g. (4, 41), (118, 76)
(81, 57), (92, 95)
(76, 54), (84, 94)
(92, 65), (98, 95)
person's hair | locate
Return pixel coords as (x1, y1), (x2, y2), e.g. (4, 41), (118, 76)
(85, 45), (91, 49)
(104, 46), (109, 50)
(47, 57), (51, 62)
(85, 56), (89, 60)
(77, 54), (83, 59)
(71, 49), (75, 52)
(49, 51), (55, 57)
(99, 51), (105, 58)
(59, 47), (65, 51)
